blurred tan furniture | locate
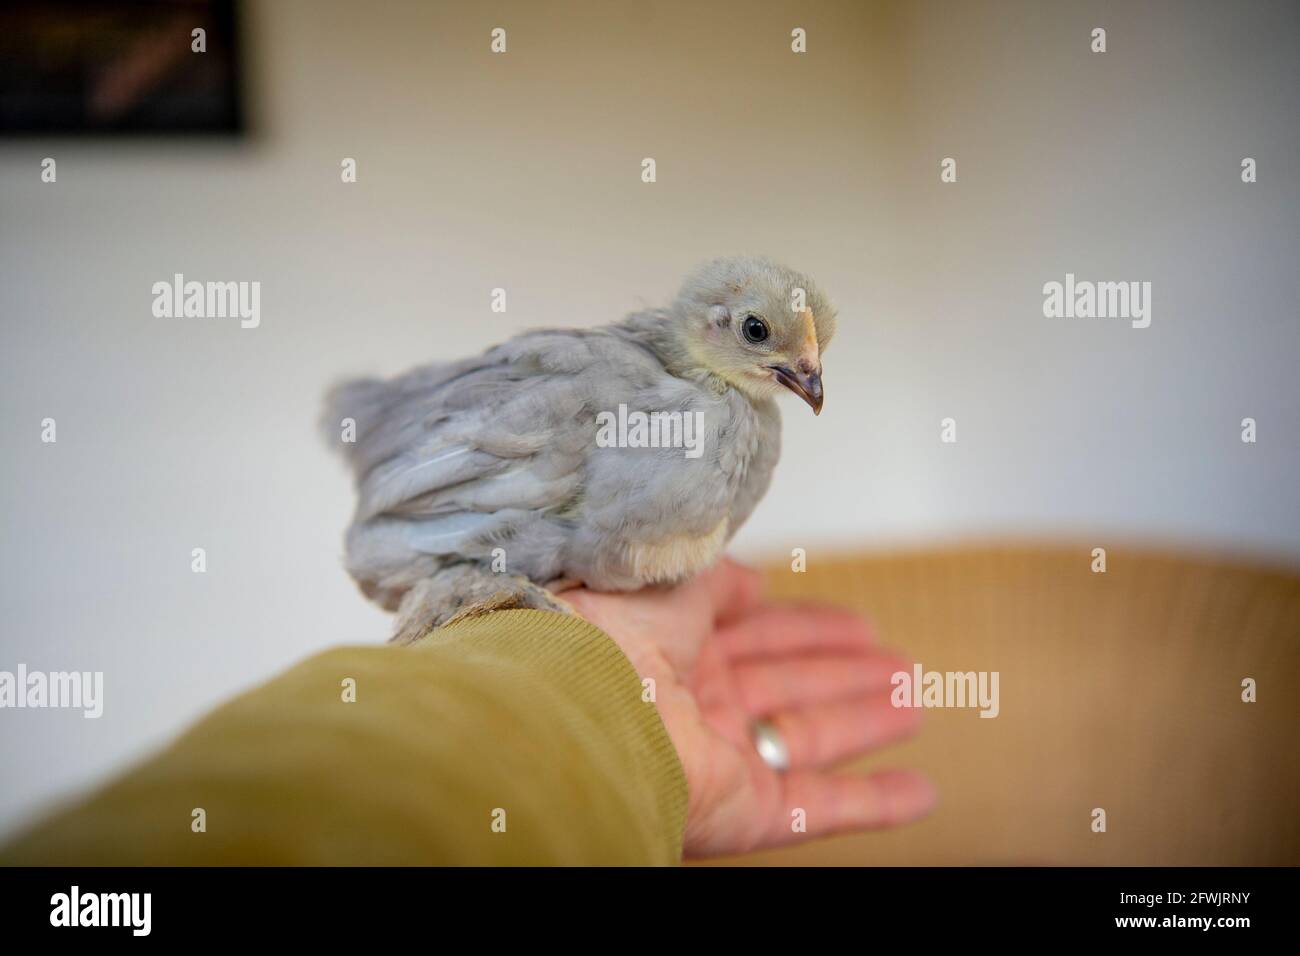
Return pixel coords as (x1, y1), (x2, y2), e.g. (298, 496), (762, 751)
(713, 544), (1300, 865)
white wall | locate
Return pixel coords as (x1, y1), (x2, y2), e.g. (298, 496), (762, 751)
(1, 0), (1296, 834)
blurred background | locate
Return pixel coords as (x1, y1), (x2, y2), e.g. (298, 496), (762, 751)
(1, 0), (1297, 861)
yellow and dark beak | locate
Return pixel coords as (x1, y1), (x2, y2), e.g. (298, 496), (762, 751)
(769, 363), (824, 415)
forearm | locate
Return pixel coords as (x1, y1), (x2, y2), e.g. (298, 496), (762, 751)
(1, 610), (687, 865)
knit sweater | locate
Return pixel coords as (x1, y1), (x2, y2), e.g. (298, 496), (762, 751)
(1, 610), (688, 865)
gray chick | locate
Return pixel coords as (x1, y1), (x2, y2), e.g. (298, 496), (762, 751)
(326, 256), (836, 643)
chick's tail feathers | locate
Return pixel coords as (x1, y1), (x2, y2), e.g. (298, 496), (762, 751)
(321, 376), (392, 464)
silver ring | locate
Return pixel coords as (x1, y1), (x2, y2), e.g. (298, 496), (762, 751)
(750, 718), (790, 773)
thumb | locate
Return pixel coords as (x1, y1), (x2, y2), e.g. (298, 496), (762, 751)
(695, 557), (765, 625)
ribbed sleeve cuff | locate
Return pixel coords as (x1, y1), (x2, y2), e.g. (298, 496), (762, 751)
(419, 609), (689, 864)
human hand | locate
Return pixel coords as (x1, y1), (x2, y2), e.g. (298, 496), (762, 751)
(562, 559), (935, 858)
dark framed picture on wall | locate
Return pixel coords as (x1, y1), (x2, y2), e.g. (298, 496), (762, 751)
(0, 0), (242, 134)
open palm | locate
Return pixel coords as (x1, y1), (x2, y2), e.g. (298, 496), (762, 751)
(563, 559), (935, 858)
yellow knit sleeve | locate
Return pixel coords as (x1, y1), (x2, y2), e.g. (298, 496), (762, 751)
(0, 610), (688, 865)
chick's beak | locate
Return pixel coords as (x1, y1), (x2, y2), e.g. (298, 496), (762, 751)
(769, 363), (824, 415)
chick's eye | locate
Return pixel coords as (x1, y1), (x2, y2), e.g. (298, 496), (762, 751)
(741, 315), (769, 344)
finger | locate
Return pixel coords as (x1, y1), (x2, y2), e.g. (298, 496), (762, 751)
(732, 651), (912, 715)
(766, 769), (936, 846)
(697, 558), (765, 625)
(716, 604), (877, 660)
(767, 694), (923, 770)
